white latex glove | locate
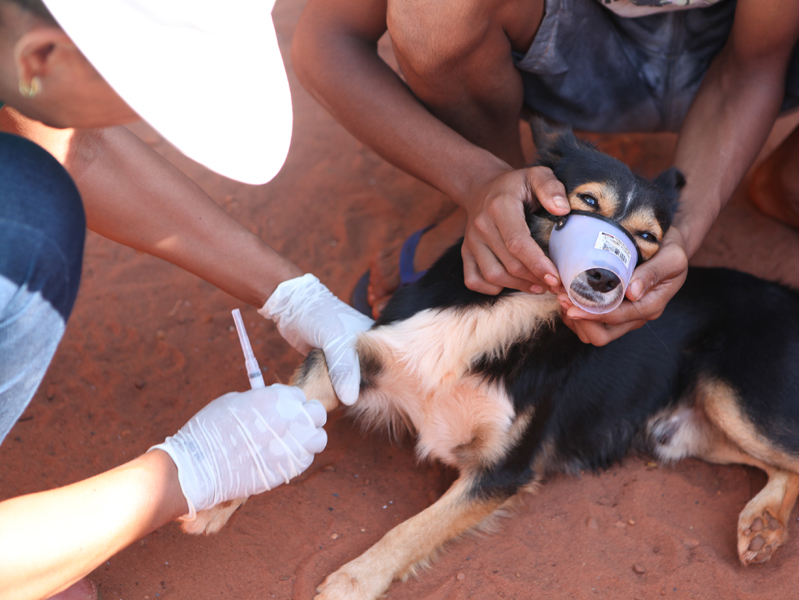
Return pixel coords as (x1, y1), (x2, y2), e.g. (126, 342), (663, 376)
(150, 384), (327, 519)
(259, 274), (374, 405)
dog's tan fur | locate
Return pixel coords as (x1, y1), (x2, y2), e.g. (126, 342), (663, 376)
(185, 129), (799, 599)
(186, 292), (799, 599)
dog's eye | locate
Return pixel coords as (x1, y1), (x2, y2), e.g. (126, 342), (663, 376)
(638, 232), (659, 244)
(578, 193), (598, 209)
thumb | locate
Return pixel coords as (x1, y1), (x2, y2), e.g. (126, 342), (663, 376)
(528, 166), (569, 214)
(327, 346), (361, 405)
(628, 258), (665, 302)
(627, 268), (652, 302)
(627, 241), (687, 302)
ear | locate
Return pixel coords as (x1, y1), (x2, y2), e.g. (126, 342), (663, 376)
(530, 116), (584, 170)
(651, 167), (685, 213)
(13, 25), (74, 92)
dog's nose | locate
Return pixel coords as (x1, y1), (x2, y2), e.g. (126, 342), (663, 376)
(586, 268), (620, 293)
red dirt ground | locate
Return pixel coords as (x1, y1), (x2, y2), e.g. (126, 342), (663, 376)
(4, 3), (799, 599)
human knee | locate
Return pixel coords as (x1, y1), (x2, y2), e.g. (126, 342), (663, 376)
(0, 132), (85, 230)
(387, 0), (494, 78)
(0, 133), (85, 321)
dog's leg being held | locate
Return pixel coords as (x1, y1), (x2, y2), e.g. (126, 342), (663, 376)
(182, 499), (249, 535)
(291, 348), (342, 413)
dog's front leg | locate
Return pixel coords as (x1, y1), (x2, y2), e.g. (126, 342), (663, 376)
(314, 474), (504, 600)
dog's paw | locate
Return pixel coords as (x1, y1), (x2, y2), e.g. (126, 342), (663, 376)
(314, 570), (368, 600)
(181, 498), (247, 535)
(738, 508), (787, 565)
(314, 561), (392, 600)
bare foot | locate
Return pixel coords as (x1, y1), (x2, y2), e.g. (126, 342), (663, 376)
(366, 209), (467, 317)
(749, 127), (799, 229)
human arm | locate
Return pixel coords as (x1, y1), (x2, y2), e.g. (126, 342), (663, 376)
(0, 108), (303, 307)
(0, 385), (327, 600)
(0, 449), (187, 600)
(291, 0), (570, 295)
(0, 108), (372, 400)
(561, 0), (799, 345)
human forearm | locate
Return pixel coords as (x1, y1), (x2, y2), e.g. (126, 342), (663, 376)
(0, 450), (186, 600)
(292, 0), (508, 210)
(0, 109), (302, 307)
(671, 12), (796, 259)
(70, 125), (302, 306)
(672, 82), (780, 258)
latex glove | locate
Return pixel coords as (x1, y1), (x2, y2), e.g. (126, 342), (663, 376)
(150, 384), (327, 519)
(259, 274), (374, 405)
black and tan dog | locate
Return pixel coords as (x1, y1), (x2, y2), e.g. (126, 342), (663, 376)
(190, 122), (799, 600)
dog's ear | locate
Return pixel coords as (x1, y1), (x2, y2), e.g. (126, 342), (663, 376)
(651, 167), (685, 214)
(530, 116), (588, 170)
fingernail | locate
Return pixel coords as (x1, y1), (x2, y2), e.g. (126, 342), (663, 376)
(554, 195), (569, 210)
(544, 274), (559, 288)
(629, 280), (643, 300)
(530, 285), (544, 294)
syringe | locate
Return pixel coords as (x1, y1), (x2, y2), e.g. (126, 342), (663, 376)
(231, 308), (266, 389)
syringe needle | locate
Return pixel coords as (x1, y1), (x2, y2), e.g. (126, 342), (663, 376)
(232, 308), (266, 389)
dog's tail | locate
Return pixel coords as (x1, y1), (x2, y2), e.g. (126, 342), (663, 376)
(290, 349), (341, 413)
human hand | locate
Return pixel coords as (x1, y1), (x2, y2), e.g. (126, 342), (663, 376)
(259, 274), (374, 405)
(151, 384), (327, 518)
(462, 166), (571, 295)
(559, 228), (689, 346)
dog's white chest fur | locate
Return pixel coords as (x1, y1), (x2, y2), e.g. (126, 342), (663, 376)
(352, 293), (560, 466)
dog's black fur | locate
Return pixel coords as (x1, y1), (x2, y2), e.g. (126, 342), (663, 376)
(306, 124), (799, 599)
(193, 122), (799, 599)
(374, 130), (799, 502)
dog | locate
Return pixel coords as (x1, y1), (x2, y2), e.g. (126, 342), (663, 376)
(187, 122), (799, 600)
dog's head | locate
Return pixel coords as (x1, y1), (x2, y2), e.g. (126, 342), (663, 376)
(528, 119), (684, 310)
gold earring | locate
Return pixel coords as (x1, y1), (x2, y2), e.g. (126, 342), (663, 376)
(19, 76), (41, 98)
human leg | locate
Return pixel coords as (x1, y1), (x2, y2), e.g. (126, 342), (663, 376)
(0, 132), (85, 444)
(749, 123), (799, 229)
(387, 0), (541, 167)
(360, 0), (544, 313)
(745, 37), (799, 229)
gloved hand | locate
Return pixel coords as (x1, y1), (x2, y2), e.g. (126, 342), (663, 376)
(259, 274), (374, 405)
(150, 384), (327, 519)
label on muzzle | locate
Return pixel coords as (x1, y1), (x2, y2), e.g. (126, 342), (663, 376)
(595, 232), (631, 269)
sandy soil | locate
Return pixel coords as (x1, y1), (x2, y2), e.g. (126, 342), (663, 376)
(4, 2), (799, 599)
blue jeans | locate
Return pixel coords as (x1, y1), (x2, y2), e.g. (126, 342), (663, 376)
(0, 132), (85, 443)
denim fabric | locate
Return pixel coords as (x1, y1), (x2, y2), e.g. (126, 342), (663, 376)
(0, 132), (85, 443)
(514, 0), (799, 133)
